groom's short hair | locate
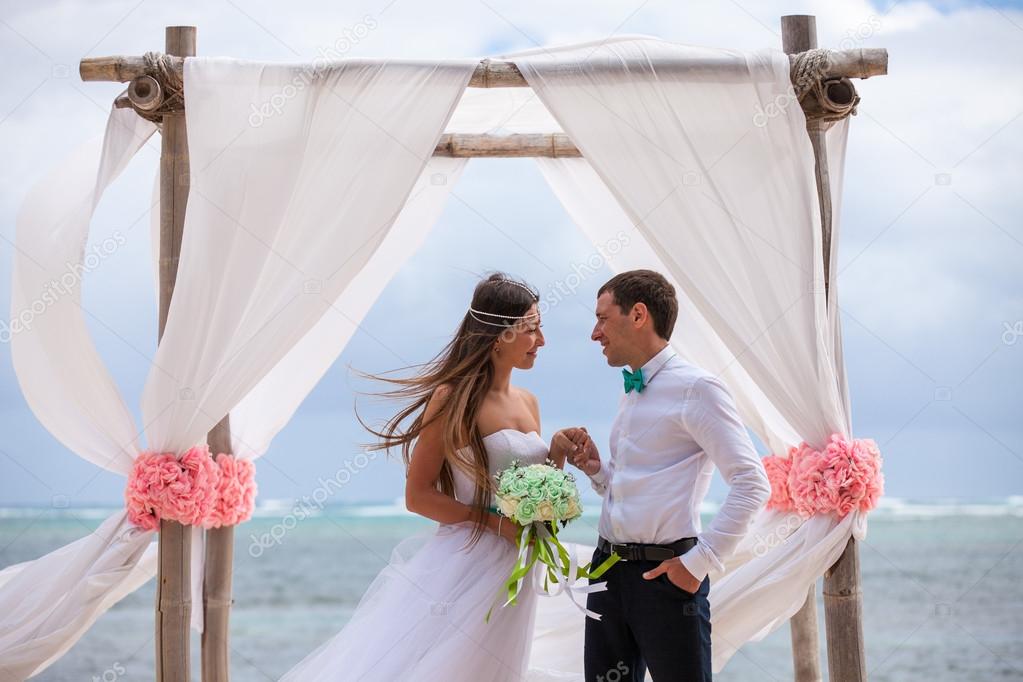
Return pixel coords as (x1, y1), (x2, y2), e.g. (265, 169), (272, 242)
(599, 270), (678, 340)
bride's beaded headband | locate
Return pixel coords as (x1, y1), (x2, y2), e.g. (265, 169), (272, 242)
(467, 278), (540, 327)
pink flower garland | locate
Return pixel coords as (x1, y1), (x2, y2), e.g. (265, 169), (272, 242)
(762, 454), (794, 512)
(207, 453), (257, 528)
(126, 445), (257, 530)
(762, 433), (883, 518)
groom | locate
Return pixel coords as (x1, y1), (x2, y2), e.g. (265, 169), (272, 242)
(559, 270), (771, 681)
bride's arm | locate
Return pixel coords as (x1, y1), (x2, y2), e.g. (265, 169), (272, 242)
(405, 386), (514, 542)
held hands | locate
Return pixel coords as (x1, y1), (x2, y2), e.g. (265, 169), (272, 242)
(643, 558), (701, 593)
(551, 427), (601, 476)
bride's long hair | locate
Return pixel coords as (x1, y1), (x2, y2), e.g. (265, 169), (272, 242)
(361, 273), (540, 547)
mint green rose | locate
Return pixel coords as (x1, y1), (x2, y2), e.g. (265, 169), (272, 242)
(507, 476), (529, 497)
(525, 481), (544, 502)
(517, 499), (538, 523)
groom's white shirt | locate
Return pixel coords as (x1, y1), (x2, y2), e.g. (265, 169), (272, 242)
(587, 344), (771, 582)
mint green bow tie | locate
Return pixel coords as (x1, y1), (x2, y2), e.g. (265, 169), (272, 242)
(622, 367), (645, 393)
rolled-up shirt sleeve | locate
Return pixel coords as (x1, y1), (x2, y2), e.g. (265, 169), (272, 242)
(676, 376), (771, 581)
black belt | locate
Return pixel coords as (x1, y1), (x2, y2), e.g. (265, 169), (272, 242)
(597, 536), (697, 562)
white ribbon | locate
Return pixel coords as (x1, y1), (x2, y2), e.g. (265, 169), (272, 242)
(533, 525), (608, 621)
(503, 522), (535, 608)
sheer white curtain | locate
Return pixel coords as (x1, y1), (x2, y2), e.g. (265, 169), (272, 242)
(227, 156), (468, 460)
(508, 38), (864, 673)
(141, 56), (475, 455)
(3, 56), (474, 678)
(2, 107), (159, 681)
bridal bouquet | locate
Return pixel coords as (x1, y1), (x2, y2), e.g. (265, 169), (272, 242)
(486, 458), (620, 622)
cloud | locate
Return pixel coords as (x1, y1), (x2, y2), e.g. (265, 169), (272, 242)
(0, 0), (1020, 504)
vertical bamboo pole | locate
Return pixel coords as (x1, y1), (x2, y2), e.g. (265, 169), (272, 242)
(780, 21), (825, 681)
(156, 25), (196, 682)
(781, 15), (835, 291)
(789, 582), (822, 681)
(823, 536), (866, 681)
(203, 416), (234, 681)
(782, 14), (867, 682)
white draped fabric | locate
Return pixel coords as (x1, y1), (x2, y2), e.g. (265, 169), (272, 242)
(226, 155), (469, 460)
(3, 108), (159, 680)
(4, 58), (474, 678)
(5, 36), (867, 679)
(142, 57), (475, 456)
(510, 39), (863, 673)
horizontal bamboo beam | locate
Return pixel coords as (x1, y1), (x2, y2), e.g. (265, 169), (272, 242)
(434, 132), (579, 157)
(108, 109), (574, 157)
(80, 48), (888, 86)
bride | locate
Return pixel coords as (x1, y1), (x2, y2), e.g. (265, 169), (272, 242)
(282, 273), (578, 681)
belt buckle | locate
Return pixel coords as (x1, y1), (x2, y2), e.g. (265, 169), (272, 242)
(610, 543), (633, 561)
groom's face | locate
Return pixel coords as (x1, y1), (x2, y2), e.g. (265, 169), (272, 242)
(592, 291), (633, 367)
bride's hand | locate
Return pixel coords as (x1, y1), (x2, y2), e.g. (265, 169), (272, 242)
(549, 429), (576, 467)
(551, 427), (592, 468)
(567, 429), (602, 477)
(492, 514), (532, 547)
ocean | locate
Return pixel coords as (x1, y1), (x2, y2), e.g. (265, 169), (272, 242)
(2, 498), (1021, 681)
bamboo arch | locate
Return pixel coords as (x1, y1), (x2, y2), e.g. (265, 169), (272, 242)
(74, 15), (888, 682)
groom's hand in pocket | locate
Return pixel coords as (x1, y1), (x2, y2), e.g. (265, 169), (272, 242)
(643, 558), (701, 593)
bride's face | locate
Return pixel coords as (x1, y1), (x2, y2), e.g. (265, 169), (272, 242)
(494, 304), (544, 370)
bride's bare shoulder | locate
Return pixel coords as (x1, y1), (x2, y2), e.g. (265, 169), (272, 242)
(513, 386), (540, 423)
(511, 385), (537, 403)
(423, 384), (454, 421)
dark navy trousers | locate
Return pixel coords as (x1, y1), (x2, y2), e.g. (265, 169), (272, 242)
(584, 546), (712, 682)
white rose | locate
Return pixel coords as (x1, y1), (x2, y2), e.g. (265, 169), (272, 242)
(497, 496), (518, 518)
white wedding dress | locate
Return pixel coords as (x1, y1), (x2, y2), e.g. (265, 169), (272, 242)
(281, 429), (554, 681)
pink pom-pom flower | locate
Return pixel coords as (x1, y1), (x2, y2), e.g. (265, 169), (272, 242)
(763, 433), (884, 519)
(167, 445), (220, 526)
(205, 453), (257, 528)
(125, 451), (178, 531)
(125, 445), (257, 530)
(817, 434), (884, 517)
(762, 453), (795, 512)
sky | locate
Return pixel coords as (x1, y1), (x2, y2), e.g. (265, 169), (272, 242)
(0, 0), (1021, 509)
